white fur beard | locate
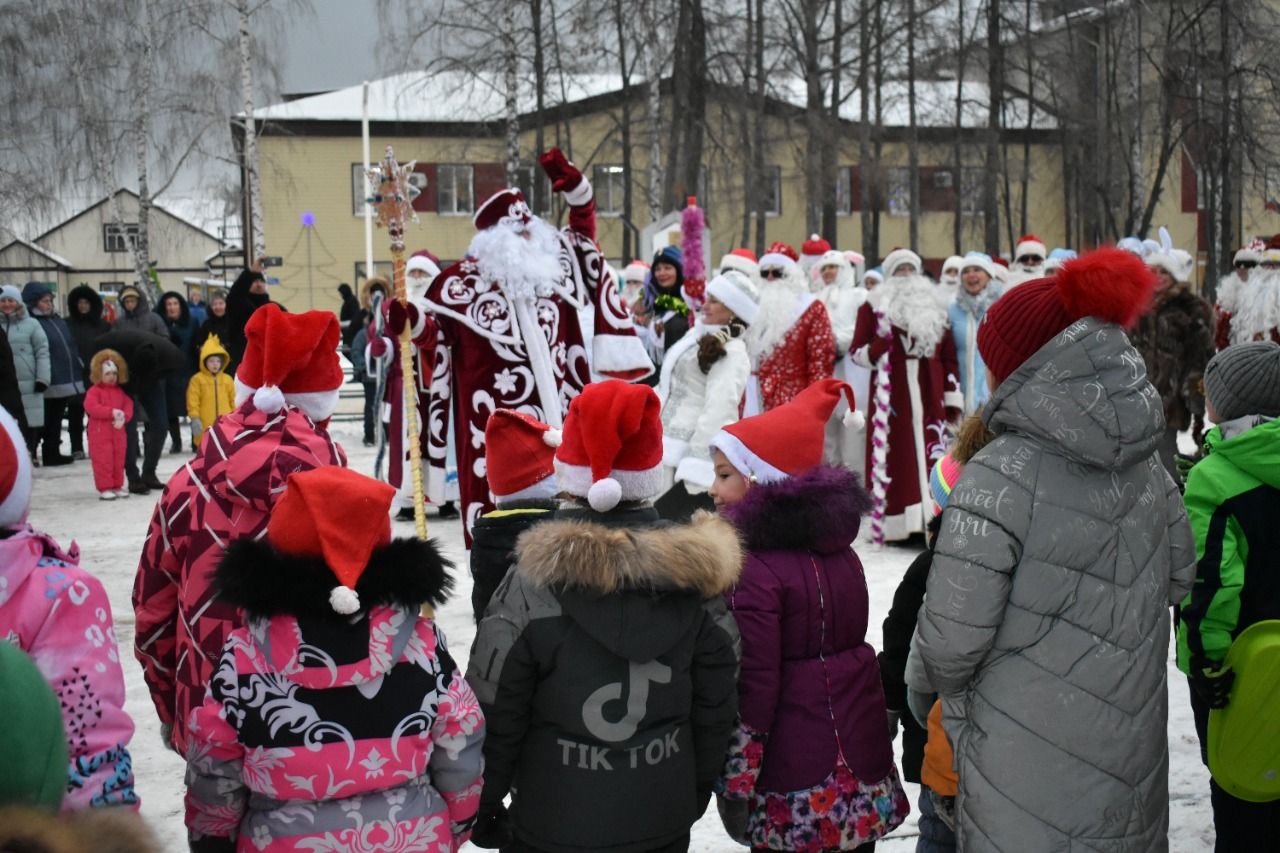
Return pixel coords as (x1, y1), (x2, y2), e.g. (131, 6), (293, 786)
(1215, 273), (1241, 314)
(469, 217), (565, 300)
(1230, 269), (1280, 344)
(881, 275), (949, 357)
(745, 272), (807, 364)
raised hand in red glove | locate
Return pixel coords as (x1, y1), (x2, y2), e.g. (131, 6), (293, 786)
(866, 336), (891, 364)
(538, 148), (584, 194)
(386, 299), (420, 336)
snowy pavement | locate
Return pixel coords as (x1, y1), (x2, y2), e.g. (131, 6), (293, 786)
(31, 420), (1214, 850)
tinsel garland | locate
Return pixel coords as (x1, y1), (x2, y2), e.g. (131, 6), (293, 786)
(869, 310), (894, 548)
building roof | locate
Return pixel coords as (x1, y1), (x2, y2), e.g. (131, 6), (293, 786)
(253, 70), (1057, 130)
(0, 238), (74, 269)
(33, 189), (227, 246)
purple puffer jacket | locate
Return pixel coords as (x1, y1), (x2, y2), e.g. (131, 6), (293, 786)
(720, 465), (908, 851)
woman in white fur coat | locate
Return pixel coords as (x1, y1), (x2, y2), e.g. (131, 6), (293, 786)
(813, 250), (870, 475)
(655, 272), (759, 521)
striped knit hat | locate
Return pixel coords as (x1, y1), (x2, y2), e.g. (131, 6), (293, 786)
(929, 452), (964, 516)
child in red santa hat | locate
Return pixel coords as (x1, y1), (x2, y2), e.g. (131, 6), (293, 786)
(707, 378), (909, 851)
(185, 465), (483, 853)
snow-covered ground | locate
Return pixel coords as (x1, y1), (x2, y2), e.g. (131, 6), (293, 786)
(30, 420), (1215, 851)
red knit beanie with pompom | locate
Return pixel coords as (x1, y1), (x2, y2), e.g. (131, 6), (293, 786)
(978, 247), (1156, 385)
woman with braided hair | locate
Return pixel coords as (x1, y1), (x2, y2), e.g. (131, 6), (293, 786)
(655, 271), (760, 521)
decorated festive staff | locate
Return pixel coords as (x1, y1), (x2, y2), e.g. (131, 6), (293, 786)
(367, 146), (430, 538)
(421, 148), (653, 541)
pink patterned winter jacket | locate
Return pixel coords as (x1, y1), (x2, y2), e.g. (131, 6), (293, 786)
(185, 606), (484, 852)
(132, 400), (346, 755)
(0, 526), (138, 810)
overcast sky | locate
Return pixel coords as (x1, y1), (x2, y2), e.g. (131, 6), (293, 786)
(279, 0), (385, 96)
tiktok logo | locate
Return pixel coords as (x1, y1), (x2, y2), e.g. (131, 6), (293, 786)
(581, 660), (672, 743)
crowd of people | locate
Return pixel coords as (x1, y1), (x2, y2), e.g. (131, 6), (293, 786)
(2, 149), (1279, 853)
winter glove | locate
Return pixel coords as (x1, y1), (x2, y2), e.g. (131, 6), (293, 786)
(1190, 656), (1235, 710)
(538, 147), (584, 194)
(716, 795), (750, 845)
(468, 803), (511, 849)
(907, 688), (935, 729)
(866, 336), (891, 364)
(887, 710), (901, 741)
(34, 381), (47, 393)
(386, 299), (420, 336)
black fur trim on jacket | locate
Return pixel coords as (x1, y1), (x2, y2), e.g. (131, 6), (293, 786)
(215, 537), (454, 619)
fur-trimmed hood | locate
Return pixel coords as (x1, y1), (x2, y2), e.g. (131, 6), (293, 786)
(216, 536), (453, 619)
(516, 510), (741, 597)
(723, 464), (870, 554)
(89, 348), (129, 384)
(361, 276), (390, 311)
(67, 284), (105, 325)
(0, 805), (159, 853)
(515, 511), (742, 661)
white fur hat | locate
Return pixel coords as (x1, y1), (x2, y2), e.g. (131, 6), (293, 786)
(882, 249), (922, 277)
(705, 271), (761, 324)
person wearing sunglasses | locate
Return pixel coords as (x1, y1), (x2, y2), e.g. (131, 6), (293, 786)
(742, 242), (835, 416)
(1215, 242), (1266, 349)
(1008, 233), (1048, 286)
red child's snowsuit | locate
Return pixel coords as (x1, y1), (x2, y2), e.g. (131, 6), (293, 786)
(84, 383), (133, 491)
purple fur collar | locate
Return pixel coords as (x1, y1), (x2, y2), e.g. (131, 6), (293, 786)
(722, 464), (870, 554)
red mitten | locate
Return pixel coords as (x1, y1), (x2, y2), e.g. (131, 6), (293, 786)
(867, 337), (891, 364)
(386, 299), (419, 335)
(539, 148), (583, 193)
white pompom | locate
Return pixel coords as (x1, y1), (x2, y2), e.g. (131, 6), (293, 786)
(843, 409), (866, 430)
(542, 429), (562, 448)
(587, 477), (622, 512)
(329, 585), (361, 615)
(253, 384), (286, 414)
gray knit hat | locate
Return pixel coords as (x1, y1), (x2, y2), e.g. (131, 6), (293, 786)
(1204, 341), (1280, 422)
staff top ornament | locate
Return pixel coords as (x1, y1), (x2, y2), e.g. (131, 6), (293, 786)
(367, 145), (420, 253)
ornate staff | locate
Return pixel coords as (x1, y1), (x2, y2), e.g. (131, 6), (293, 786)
(368, 146), (428, 541)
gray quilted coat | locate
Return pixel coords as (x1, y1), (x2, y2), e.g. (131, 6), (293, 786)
(914, 317), (1197, 852)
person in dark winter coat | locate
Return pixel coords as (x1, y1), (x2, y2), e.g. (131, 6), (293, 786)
(1130, 250), (1216, 478)
(709, 379), (909, 852)
(468, 410), (558, 622)
(223, 268), (271, 373)
(65, 286), (111, 458)
(336, 282), (363, 350)
(467, 381), (742, 853)
(0, 325), (28, 434)
(634, 246), (690, 384)
(193, 291), (229, 353)
(23, 283), (83, 466)
(111, 286), (168, 338)
(155, 291), (196, 453)
(91, 330), (185, 493)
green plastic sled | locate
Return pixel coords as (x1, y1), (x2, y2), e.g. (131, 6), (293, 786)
(1207, 619), (1280, 803)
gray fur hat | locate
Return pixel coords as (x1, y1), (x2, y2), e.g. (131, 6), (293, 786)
(1205, 341), (1280, 422)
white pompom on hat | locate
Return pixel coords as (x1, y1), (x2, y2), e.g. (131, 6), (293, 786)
(554, 381), (665, 512)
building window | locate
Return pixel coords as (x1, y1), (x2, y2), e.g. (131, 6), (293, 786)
(886, 168), (911, 218)
(351, 163), (369, 217)
(437, 165), (474, 215)
(103, 223), (139, 253)
(836, 166), (853, 216)
(515, 165), (552, 215)
(960, 167), (984, 217)
(761, 165), (782, 216)
(593, 165), (627, 216)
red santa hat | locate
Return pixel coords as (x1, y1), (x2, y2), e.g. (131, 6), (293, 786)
(266, 467), (396, 615)
(485, 409), (562, 502)
(978, 247), (1155, 385)
(407, 249), (441, 279)
(719, 248), (759, 279)
(234, 304), (345, 421)
(710, 379), (862, 484)
(0, 407), (31, 528)
(623, 260), (650, 284)
(554, 381), (664, 512)
(1014, 234), (1048, 261)
(473, 188), (533, 231)
(801, 234), (832, 259)
(758, 242), (800, 272)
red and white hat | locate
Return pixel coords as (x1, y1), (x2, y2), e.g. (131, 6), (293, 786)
(406, 249), (441, 279)
(718, 248), (759, 278)
(1014, 234), (1048, 261)
(485, 410), (562, 502)
(800, 234), (832, 261)
(758, 241), (800, 272)
(267, 467), (395, 615)
(0, 407), (31, 528)
(234, 304), (345, 421)
(554, 381), (664, 512)
(710, 379), (862, 484)
(474, 188), (533, 232)
(623, 260), (650, 284)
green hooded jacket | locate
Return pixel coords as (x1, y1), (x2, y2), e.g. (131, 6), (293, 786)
(1176, 416), (1280, 672)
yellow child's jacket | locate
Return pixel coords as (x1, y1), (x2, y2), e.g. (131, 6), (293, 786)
(186, 335), (236, 447)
